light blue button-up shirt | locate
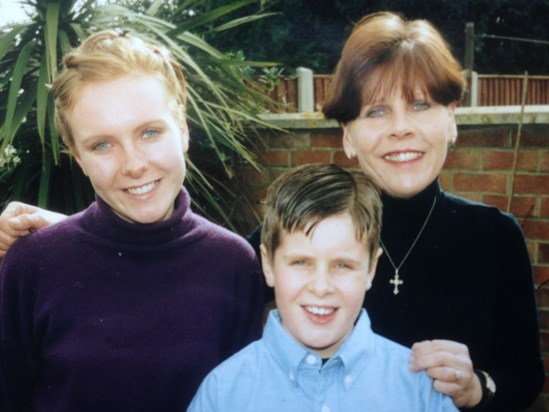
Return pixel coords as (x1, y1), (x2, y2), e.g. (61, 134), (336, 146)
(188, 309), (458, 412)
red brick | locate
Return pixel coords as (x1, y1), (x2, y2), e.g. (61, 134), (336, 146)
(540, 243), (549, 264)
(482, 195), (508, 211)
(534, 265), (549, 286)
(521, 128), (549, 148)
(457, 127), (511, 148)
(535, 283), (549, 307)
(541, 198), (549, 218)
(291, 150), (331, 166)
(444, 149), (480, 170)
(310, 131), (342, 148)
(269, 133), (309, 149)
(453, 191), (482, 202)
(507, 196), (537, 218)
(523, 220), (549, 241)
(514, 175), (549, 195)
(259, 149), (290, 167)
(483, 151), (514, 170)
(454, 173), (507, 193)
(439, 172), (453, 192)
(516, 150), (539, 171)
(541, 151), (549, 172)
(333, 150), (358, 168)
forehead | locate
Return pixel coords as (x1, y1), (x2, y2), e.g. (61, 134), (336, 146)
(361, 66), (432, 106)
(278, 214), (367, 250)
(68, 75), (177, 134)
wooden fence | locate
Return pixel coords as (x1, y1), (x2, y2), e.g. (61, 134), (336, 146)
(261, 74), (549, 112)
(477, 75), (549, 106)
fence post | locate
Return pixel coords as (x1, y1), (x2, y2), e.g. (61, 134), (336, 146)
(463, 22), (475, 106)
(296, 67), (314, 112)
(470, 71), (478, 107)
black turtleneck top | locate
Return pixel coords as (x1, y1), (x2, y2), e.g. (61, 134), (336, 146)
(366, 179), (543, 411)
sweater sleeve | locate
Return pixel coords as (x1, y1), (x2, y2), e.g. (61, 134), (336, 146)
(0, 237), (39, 411)
(477, 212), (544, 411)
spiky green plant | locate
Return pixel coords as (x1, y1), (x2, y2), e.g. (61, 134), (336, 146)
(0, 0), (277, 233)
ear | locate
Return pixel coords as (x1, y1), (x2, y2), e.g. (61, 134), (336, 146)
(446, 104), (458, 144)
(260, 244), (275, 287)
(341, 123), (357, 159)
(365, 247), (383, 291)
(180, 120), (189, 154)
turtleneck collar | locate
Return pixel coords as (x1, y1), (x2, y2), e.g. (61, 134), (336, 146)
(81, 187), (193, 247)
(381, 179), (442, 219)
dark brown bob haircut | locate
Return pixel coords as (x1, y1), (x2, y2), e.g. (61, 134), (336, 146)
(261, 164), (382, 271)
(322, 12), (466, 123)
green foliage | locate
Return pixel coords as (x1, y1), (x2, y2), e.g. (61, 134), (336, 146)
(0, 0), (277, 233)
(206, 0), (549, 74)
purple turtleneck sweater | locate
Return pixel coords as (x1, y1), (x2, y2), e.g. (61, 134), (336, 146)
(0, 188), (264, 412)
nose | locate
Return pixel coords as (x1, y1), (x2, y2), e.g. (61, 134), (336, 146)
(307, 268), (334, 297)
(389, 108), (414, 140)
(121, 145), (147, 177)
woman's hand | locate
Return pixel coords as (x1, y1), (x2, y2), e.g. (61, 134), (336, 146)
(0, 202), (67, 258)
(410, 339), (483, 408)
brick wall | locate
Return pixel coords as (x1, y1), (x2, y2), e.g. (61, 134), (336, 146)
(241, 112), (549, 409)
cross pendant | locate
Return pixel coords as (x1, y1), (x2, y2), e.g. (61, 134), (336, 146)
(389, 269), (403, 295)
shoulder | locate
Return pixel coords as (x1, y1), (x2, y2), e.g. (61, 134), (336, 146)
(3, 212), (85, 261)
(189, 340), (266, 406)
(442, 192), (523, 238)
(190, 214), (257, 259)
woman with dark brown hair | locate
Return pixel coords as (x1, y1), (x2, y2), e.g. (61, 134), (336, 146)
(322, 12), (543, 411)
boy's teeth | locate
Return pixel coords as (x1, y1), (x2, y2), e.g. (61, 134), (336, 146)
(306, 306), (334, 316)
(384, 152), (423, 162)
(127, 181), (158, 195)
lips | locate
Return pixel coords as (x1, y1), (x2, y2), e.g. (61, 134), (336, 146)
(126, 180), (159, 195)
(304, 305), (337, 325)
(383, 151), (424, 163)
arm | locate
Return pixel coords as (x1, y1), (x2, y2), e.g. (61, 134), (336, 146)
(0, 202), (67, 258)
(0, 238), (39, 410)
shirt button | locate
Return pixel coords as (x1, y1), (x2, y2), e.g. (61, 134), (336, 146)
(344, 375), (353, 386)
(306, 355), (316, 365)
(321, 404), (330, 412)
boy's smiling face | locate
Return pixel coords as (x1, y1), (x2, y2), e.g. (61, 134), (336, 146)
(261, 213), (381, 358)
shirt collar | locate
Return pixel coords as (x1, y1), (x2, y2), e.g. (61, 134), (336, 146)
(263, 309), (375, 390)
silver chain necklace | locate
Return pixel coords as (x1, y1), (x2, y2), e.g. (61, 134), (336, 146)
(380, 196), (438, 295)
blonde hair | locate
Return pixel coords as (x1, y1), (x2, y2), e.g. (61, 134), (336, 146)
(323, 12), (465, 123)
(51, 30), (187, 154)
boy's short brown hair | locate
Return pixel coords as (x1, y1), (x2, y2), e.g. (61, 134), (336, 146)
(261, 164), (382, 271)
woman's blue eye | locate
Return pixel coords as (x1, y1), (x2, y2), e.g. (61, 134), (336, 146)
(93, 141), (110, 151)
(413, 101), (430, 111)
(144, 129), (159, 139)
(365, 107), (386, 118)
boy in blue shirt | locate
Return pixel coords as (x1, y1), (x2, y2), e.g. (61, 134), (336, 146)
(188, 164), (458, 412)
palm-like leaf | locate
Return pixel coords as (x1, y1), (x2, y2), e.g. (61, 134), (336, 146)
(0, 0), (277, 233)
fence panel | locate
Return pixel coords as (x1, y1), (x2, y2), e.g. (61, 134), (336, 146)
(477, 75), (549, 106)
(262, 74), (549, 111)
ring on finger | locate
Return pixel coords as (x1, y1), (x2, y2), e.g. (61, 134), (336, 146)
(454, 368), (461, 384)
